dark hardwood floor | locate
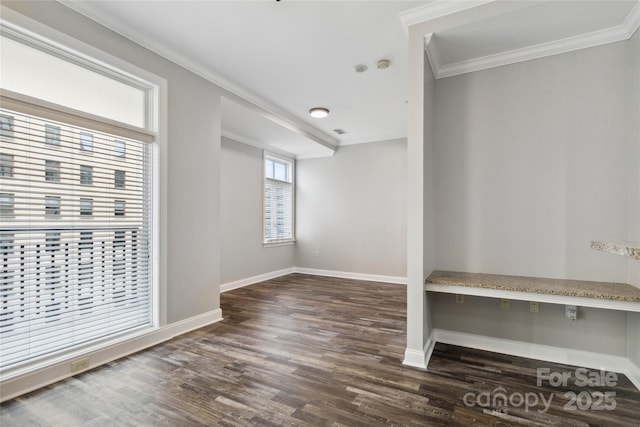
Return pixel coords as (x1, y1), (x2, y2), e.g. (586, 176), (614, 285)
(2, 273), (639, 426)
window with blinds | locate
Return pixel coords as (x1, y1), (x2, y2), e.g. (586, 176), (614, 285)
(0, 20), (158, 374)
(0, 107), (153, 370)
(264, 154), (294, 244)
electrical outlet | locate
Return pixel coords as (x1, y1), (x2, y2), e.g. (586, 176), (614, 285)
(566, 305), (577, 321)
(530, 301), (539, 313)
(500, 299), (510, 310)
(70, 357), (90, 373)
(314, 250), (320, 257)
(456, 294), (464, 304)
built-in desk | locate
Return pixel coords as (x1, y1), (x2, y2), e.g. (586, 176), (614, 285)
(426, 270), (640, 312)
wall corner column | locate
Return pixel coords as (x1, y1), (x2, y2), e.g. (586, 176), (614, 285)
(404, 25), (436, 369)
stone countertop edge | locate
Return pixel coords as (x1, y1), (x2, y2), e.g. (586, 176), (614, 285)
(426, 270), (640, 303)
(591, 241), (640, 260)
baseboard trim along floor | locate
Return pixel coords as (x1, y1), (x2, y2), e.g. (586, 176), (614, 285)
(0, 309), (223, 402)
(424, 328), (640, 391)
(221, 267), (407, 293)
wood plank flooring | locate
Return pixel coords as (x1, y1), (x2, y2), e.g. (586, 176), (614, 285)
(2, 273), (639, 426)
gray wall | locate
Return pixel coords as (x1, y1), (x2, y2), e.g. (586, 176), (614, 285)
(220, 137), (409, 282)
(296, 139), (407, 277)
(431, 294), (628, 356)
(626, 30), (640, 368)
(220, 138), (295, 283)
(6, 1), (222, 324)
(628, 312), (640, 367)
(434, 39), (632, 283)
(422, 51), (437, 345)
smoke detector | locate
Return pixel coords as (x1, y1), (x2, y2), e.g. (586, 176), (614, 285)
(377, 59), (391, 69)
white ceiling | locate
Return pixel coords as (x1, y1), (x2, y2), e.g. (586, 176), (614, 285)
(61, 0), (639, 159)
(62, 0), (426, 158)
(221, 97), (335, 159)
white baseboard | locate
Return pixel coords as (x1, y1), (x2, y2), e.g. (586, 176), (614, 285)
(0, 309), (223, 402)
(424, 336), (437, 367)
(294, 267), (407, 285)
(402, 348), (427, 369)
(221, 267), (407, 293)
(427, 329), (640, 391)
(626, 359), (640, 391)
(403, 338), (434, 369)
(220, 267), (297, 292)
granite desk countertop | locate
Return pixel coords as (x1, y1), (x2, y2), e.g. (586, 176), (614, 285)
(426, 270), (640, 303)
(591, 241), (640, 260)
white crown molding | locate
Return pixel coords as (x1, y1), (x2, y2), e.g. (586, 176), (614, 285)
(295, 151), (335, 160)
(430, 0), (640, 79)
(424, 34), (440, 81)
(336, 133), (408, 147)
(222, 130), (334, 160)
(57, 1), (338, 151)
(625, 0), (640, 38)
(399, 0), (497, 31)
(221, 130), (294, 159)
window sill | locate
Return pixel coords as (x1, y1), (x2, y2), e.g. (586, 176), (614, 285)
(263, 240), (296, 248)
(0, 324), (155, 382)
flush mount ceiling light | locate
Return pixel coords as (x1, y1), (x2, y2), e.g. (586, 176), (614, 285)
(309, 107), (329, 118)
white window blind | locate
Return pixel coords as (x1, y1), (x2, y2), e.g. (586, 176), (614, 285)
(0, 107), (152, 370)
(264, 154), (294, 244)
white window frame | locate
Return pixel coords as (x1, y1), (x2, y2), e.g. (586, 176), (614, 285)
(0, 114), (13, 137)
(79, 198), (93, 216)
(0, 193), (14, 217)
(44, 123), (60, 146)
(44, 159), (60, 182)
(0, 9), (167, 385)
(44, 195), (61, 217)
(263, 152), (295, 246)
(114, 139), (126, 159)
(114, 169), (126, 189)
(79, 131), (93, 152)
(114, 199), (126, 217)
(79, 164), (92, 186)
(0, 153), (13, 177)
